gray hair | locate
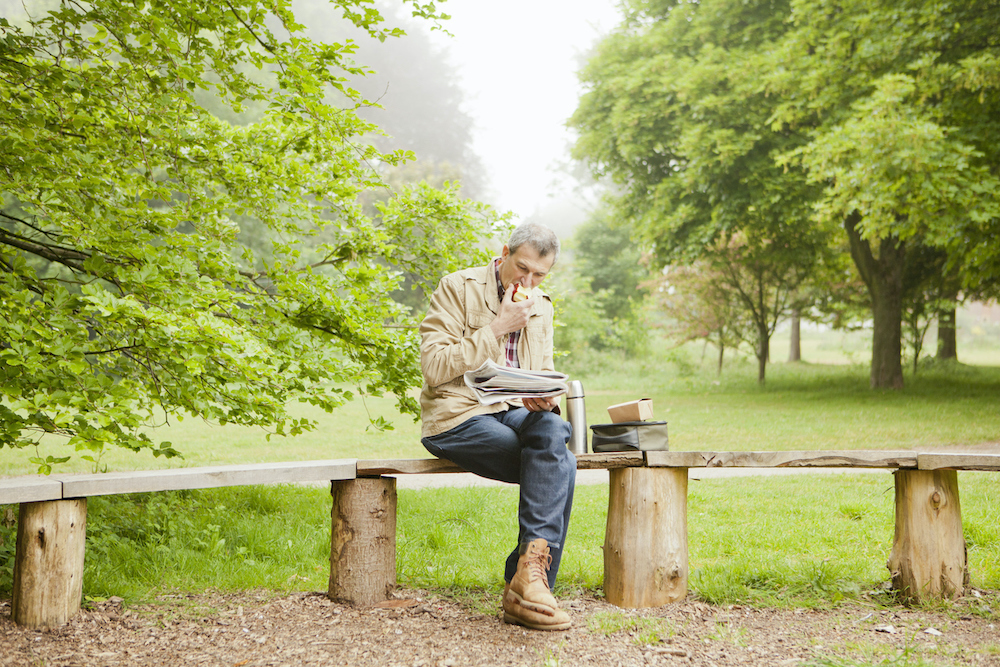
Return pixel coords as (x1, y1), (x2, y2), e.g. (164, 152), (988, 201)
(507, 222), (560, 263)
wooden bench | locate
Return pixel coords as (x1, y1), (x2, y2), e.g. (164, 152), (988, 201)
(1, 460), (357, 629)
(3, 450), (998, 630)
(341, 449), (999, 609)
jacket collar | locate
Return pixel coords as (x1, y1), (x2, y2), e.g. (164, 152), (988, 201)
(485, 259), (502, 315)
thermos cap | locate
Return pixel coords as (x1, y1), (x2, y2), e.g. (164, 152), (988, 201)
(567, 380), (585, 399)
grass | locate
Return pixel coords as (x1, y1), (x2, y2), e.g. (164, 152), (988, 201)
(0, 394), (430, 477)
(564, 349), (1000, 452)
(3, 342), (1000, 476)
(1, 330), (999, 614)
(587, 610), (673, 645)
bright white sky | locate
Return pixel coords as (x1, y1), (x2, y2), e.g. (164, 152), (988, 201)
(427, 0), (622, 219)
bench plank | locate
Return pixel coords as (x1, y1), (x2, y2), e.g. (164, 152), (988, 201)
(918, 453), (1000, 471)
(358, 452), (646, 477)
(0, 477), (64, 505)
(646, 450), (918, 468)
(59, 459), (357, 497)
(575, 452), (645, 469)
(358, 458), (465, 476)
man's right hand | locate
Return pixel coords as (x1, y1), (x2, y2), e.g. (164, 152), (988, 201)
(490, 283), (534, 338)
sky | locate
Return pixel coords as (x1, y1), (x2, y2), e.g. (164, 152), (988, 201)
(426, 0), (623, 221)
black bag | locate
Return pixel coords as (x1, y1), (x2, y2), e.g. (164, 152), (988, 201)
(589, 421), (669, 453)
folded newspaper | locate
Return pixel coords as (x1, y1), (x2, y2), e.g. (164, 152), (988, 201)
(463, 359), (569, 406)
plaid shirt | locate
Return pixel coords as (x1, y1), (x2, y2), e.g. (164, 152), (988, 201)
(495, 259), (520, 368)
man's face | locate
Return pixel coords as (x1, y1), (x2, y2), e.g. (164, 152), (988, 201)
(498, 243), (556, 291)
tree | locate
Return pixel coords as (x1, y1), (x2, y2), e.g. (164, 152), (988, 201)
(572, 211), (648, 323)
(649, 262), (747, 375)
(295, 0), (486, 197)
(770, 1), (1000, 388)
(901, 244), (950, 374)
(573, 0), (1000, 389)
(0, 1), (498, 472)
(708, 233), (817, 383)
(570, 0), (833, 384)
(555, 211), (650, 358)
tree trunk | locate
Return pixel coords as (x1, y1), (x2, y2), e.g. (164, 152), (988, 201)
(717, 341), (724, 375)
(887, 470), (968, 604)
(869, 241), (905, 389)
(756, 321), (769, 385)
(12, 499), (88, 629)
(845, 213), (905, 389)
(604, 467), (687, 607)
(329, 477), (396, 606)
(788, 310), (802, 362)
(936, 306), (957, 360)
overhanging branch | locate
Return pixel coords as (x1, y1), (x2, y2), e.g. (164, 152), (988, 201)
(0, 226), (90, 269)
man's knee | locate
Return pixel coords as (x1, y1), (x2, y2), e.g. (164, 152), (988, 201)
(529, 409), (573, 440)
(527, 412), (575, 471)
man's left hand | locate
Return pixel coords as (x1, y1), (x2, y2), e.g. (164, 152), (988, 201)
(522, 396), (558, 412)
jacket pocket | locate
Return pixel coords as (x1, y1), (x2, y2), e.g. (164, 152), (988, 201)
(466, 309), (494, 335)
(523, 315), (546, 368)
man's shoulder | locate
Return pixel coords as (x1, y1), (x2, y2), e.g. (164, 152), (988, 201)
(456, 264), (490, 282)
(438, 264), (490, 288)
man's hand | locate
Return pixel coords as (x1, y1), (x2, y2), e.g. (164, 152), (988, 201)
(489, 283), (534, 338)
(522, 395), (558, 412)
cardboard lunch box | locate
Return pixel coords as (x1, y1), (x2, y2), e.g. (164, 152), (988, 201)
(606, 398), (654, 423)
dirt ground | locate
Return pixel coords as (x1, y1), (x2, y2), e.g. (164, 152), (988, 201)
(2, 588), (998, 667)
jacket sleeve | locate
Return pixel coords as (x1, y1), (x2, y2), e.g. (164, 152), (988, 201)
(420, 276), (501, 388)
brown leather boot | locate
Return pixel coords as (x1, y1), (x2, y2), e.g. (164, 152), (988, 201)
(502, 539), (571, 631)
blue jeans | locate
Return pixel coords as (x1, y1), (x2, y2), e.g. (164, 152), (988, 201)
(421, 408), (575, 590)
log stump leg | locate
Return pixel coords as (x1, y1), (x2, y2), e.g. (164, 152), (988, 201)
(887, 469), (968, 604)
(12, 498), (88, 629)
(329, 477), (396, 606)
(604, 467), (688, 607)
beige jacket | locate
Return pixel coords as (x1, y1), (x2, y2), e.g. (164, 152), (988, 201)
(419, 260), (555, 438)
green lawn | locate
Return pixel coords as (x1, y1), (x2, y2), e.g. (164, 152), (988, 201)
(1, 335), (999, 611)
(2, 339), (999, 476)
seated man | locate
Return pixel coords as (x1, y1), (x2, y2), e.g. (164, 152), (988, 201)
(419, 221), (575, 631)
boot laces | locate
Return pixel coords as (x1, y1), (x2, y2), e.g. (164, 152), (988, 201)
(524, 544), (552, 585)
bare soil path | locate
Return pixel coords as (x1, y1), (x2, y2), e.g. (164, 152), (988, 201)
(3, 588), (998, 667)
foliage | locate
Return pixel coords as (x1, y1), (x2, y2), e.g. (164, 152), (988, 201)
(291, 0), (492, 314)
(784, 75), (1000, 249)
(555, 212), (650, 358)
(572, 0), (1000, 389)
(569, 0), (834, 385)
(571, 211), (648, 322)
(335, 1), (486, 198)
(767, 0), (1000, 387)
(649, 261), (748, 374)
(900, 244), (953, 374)
(0, 0), (500, 472)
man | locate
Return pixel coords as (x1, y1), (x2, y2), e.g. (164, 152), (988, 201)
(419, 221), (575, 631)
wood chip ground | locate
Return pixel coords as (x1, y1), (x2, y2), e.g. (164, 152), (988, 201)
(3, 589), (999, 666)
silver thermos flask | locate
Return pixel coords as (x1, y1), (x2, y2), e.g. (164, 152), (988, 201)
(565, 380), (588, 455)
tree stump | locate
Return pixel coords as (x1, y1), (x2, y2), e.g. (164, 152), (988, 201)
(329, 477), (396, 606)
(604, 467), (687, 607)
(887, 470), (968, 604)
(12, 499), (88, 629)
